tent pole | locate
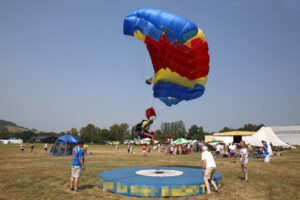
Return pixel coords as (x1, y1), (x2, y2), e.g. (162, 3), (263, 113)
(65, 142), (67, 155)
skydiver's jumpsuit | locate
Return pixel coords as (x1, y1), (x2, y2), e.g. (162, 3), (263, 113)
(141, 121), (155, 146)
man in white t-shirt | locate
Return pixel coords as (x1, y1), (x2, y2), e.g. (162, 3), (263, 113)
(216, 144), (221, 158)
(229, 143), (236, 162)
(239, 140), (248, 182)
(201, 146), (219, 194)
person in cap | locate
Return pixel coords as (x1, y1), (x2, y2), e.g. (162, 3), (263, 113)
(70, 141), (85, 192)
(239, 140), (248, 182)
(201, 146), (219, 194)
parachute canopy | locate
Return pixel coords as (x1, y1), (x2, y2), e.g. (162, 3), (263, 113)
(124, 8), (210, 106)
(146, 107), (156, 120)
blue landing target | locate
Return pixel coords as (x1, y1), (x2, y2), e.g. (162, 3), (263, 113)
(99, 167), (222, 198)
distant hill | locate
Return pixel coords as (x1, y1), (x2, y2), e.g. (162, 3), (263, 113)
(0, 119), (37, 133)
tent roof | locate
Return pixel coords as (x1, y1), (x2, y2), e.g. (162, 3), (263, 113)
(171, 138), (190, 145)
(243, 127), (292, 148)
(213, 131), (255, 136)
(56, 135), (79, 144)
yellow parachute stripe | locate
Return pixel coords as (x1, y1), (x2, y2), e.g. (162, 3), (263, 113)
(133, 30), (146, 42)
(134, 28), (205, 49)
(184, 28), (206, 48)
(153, 68), (207, 88)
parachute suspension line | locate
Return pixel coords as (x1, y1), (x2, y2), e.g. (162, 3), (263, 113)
(157, 105), (168, 118)
(126, 37), (147, 82)
(150, 95), (155, 107)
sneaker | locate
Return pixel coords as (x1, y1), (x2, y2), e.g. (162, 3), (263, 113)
(243, 179), (248, 182)
(207, 191), (211, 194)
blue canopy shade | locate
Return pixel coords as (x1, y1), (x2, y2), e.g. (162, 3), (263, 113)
(49, 135), (79, 156)
(56, 135), (79, 144)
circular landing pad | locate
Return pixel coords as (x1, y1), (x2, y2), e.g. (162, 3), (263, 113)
(99, 167), (222, 198)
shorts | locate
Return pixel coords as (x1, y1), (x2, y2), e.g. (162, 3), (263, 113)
(217, 151), (220, 154)
(71, 166), (82, 178)
(242, 163), (248, 174)
(204, 167), (216, 179)
(143, 150), (146, 154)
(230, 152), (236, 158)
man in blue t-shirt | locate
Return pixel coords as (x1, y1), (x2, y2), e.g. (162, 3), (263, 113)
(70, 141), (85, 192)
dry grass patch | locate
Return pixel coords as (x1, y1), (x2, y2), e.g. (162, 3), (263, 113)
(0, 144), (299, 200)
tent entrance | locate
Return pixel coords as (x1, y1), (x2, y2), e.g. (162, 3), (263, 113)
(234, 136), (242, 143)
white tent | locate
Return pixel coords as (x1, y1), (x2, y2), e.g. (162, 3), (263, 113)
(244, 127), (293, 148)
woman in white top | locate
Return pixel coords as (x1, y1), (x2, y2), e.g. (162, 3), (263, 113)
(239, 140), (248, 182)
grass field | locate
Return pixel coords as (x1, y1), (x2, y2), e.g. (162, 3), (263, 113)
(0, 144), (299, 200)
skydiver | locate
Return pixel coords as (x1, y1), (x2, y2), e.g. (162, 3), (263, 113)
(145, 77), (153, 85)
(141, 118), (156, 147)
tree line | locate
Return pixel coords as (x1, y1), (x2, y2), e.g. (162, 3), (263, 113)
(0, 121), (264, 144)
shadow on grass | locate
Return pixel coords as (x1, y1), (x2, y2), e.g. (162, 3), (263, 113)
(81, 184), (97, 190)
(160, 165), (202, 169)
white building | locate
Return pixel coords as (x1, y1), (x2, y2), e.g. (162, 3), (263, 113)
(0, 138), (23, 144)
(270, 125), (300, 145)
(205, 131), (255, 145)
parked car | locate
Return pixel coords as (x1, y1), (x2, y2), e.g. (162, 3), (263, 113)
(124, 140), (134, 145)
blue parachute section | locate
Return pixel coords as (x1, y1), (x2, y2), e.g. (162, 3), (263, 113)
(153, 82), (205, 106)
(123, 8), (198, 45)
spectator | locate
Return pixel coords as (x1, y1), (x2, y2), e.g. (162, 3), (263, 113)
(178, 145), (182, 155)
(116, 143), (119, 151)
(70, 141), (85, 192)
(220, 144), (224, 157)
(83, 144), (88, 156)
(44, 143), (48, 153)
(262, 140), (273, 163)
(168, 146), (172, 155)
(173, 146), (177, 155)
(130, 144), (133, 154)
(239, 140), (248, 182)
(30, 143), (34, 153)
(142, 145), (147, 156)
(127, 144), (130, 153)
(164, 146), (168, 156)
(257, 147), (263, 158)
(216, 143), (221, 158)
(187, 143), (191, 154)
(229, 143), (237, 163)
(201, 146), (219, 194)
(20, 143), (25, 153)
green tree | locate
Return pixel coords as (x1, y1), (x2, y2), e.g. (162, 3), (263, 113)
(109, 123), (129, 142)
(0, 131), (14, 139)
(187, 125), (205, 140)
(219, 123), (264, 132)
(99, 129), (110, 144)
(154, 130), (168, 144)
(160, 120), (186, 139)
(80, 124), (100, 143)
(66, 128), (79, 137)
(16, 131), (36, 142)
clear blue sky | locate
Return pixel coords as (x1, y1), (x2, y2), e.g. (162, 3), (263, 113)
(0, 0), (299, 133)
